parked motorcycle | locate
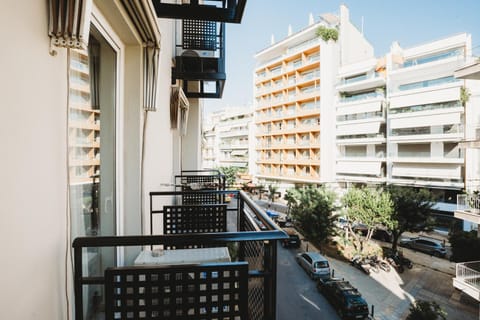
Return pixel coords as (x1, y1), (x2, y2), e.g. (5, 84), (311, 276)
(389, 251), (413, 269)
(364, 256), (380, 273)
(350, 255), (371, 275)
(386, 255), (404, 273)
(370, 255), (391, 272)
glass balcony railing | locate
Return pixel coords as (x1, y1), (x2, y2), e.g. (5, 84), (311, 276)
(339, 92), (383, 104)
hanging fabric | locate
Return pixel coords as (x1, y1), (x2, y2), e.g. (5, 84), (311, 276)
(48, 0), (93, 54)
(120, 0), (162, 111)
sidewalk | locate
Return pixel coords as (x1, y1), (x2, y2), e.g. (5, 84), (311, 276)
(298, 239), (478, 320)
(256, 199), (479, 318)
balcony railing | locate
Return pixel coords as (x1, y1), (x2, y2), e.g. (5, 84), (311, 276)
(455, 261), (480, 292)
(73, 189), (286, 320)
(457, 194), (480, 213)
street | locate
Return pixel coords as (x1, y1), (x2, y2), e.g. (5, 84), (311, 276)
(276, 242), (341, 320)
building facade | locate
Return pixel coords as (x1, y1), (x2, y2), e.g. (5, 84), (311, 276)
(253, 5), (374, 192)
(254, 6), (480, 226)
(202, 107), (254, 170)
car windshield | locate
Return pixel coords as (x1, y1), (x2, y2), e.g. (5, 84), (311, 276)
(314, 261), (329, 268)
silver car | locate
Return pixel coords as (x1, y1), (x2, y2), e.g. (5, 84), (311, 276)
(400, 237), (446, 257)
(295, 252), (330, 279)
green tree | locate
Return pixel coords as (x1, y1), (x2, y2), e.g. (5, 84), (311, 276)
(387, 186), (434, 252)
(284, 188), (300, 216)
(289, 186), (337, 248)
(342, 187), (394, 254)
(217, 166), (240, 187)
(267, 184), (279, 203)
(406, 300), (446, 320)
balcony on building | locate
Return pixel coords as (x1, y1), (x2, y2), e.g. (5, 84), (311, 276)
(453, 261), (480, 301)
(455, 193), (480, 225)
(172, 19), (226, 98)
(73, 170), (286, 320)
(153, 0), (247, 23)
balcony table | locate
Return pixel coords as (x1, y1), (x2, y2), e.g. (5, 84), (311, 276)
(134, 247), (231, 265)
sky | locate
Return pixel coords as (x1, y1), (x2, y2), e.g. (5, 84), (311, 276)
(203, 0), (480, 115)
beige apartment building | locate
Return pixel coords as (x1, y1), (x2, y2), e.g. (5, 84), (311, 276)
(254, 5), (372, 191)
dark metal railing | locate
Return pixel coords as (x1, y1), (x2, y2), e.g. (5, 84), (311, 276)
(73, 190), (286, 320)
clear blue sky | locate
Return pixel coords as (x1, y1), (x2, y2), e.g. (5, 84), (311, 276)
(204, 0), (480, 114)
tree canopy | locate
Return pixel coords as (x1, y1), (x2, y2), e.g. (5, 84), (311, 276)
(387, 186), (434, 252)
(342, 187), (394, 253)
(406, 300), (447, 320)
(288, 186), (337, 247)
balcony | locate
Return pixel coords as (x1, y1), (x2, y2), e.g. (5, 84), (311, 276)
(173, 19), (226, 98)
(455, 194), (480, 225)
(153, 0), (247, 23)
(73, 184), (286, 320)
(453, 261), (480, 301)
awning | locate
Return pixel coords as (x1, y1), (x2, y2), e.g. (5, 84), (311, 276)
(48, 0), (93, 53)
(120, 0), (161, 111)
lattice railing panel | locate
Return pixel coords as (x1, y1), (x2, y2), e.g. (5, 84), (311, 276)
(164, 205), (227, 234)
(105, 263), (248, 320)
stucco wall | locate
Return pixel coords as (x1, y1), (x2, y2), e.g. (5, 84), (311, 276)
(0, 1), (68, 318)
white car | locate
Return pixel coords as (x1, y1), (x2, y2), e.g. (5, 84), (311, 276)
(295, 252), (330, 280)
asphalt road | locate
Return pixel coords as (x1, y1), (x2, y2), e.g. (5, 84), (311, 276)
(276, 243), (340, 320)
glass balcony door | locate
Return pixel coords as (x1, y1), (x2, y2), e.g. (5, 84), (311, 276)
(68, 25), (118, 319)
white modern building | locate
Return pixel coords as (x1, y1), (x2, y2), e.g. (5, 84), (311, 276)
(202, 107), (254, 170)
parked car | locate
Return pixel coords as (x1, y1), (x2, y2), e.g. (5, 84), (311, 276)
(277, 215), (293, 227)
(295, 252), (330, 280)
(281, 227), (301, 248)
(352, 223), (392, 242)
(317, 277), (370, 320)
(399, 237), (446, 257)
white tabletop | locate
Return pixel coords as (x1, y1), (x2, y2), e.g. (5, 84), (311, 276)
(134, 247), (231, 266)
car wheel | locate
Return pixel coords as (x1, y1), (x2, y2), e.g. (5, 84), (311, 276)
(309, 271), (315, 280)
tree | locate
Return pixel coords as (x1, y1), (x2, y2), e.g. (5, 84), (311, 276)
(267, 184), (279, 203)
(289, 186), (337, 248)
(342, 187), (394, 254)
(406, 300), (446, 320)
(387, 186), (434, 252)
(284, 188), (300, 216)
(217, 166), (240, 187)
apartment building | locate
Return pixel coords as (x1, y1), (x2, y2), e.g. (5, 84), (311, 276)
(202, 107), (254, 169)
(254, 5), (374, 192)
(216, 107), (254, 168)
(335, 57), (387, 184)
(337, 33), (478, 209)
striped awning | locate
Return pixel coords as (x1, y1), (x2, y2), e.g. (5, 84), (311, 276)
(48, 0), (92, 53)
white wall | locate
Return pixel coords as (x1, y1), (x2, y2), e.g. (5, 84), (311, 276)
(0, 1), (68, 318)
(0, 1), (182, 318)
